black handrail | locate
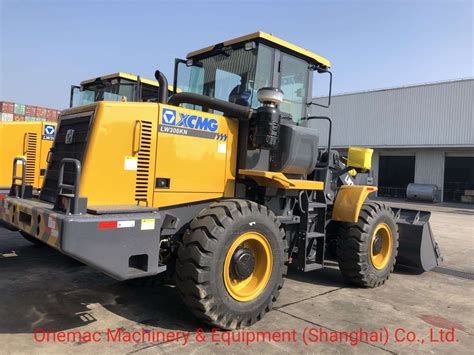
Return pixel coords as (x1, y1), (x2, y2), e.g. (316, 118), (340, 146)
(57, 158), (82, 214)
(11, 157), (27, 198)
(304, 116), (332, 169)
(307, 68), (333, 108)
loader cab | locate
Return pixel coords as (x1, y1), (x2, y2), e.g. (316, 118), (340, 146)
(70, 72), (173, 108)
(174, 32), (332, 122)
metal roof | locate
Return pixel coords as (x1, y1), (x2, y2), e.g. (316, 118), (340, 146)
(324, 78), (474, 99)
(80, 72), (159, 87)
(186, 31), (331, 68)
(309, 78), (474, 148)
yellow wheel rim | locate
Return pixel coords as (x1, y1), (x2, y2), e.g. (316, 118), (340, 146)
(224, 231), (273, 302)
(370, 223), (393, 270)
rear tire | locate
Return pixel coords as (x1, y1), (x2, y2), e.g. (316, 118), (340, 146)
(337, 202), (399, 287)
(20, 231), (45, 246)
(176, 199), (286, 330)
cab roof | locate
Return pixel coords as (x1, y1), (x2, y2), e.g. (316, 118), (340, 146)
(186, 31), (331, 68)
(80, 72), (159, 87)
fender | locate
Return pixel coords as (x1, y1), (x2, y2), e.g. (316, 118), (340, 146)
(332, 185), (378, 223)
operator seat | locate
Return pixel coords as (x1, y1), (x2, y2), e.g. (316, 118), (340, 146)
(229, 84), (252, 107)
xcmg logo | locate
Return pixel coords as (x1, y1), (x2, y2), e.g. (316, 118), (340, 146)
(162, 109), (218, 132)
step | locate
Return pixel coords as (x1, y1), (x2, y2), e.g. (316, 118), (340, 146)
(306, 232), (325, 239)
(303, 263), (324, 272)
(277, 215), (300, 224)
(308, 202), (327, 209)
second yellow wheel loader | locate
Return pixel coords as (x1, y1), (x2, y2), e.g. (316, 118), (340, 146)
(0, 72), (169, 244)
(0, 121), (56, 244)
(0, 122), (56, 196)
(70, 72), (174, 108)
(0, 32), (442, 330)
(1, 72), (166, 198)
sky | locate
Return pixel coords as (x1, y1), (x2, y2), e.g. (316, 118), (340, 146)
(0, 0), (472, 109)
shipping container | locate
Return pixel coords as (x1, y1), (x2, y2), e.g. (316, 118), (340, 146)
(46, 109), (55, 119)
(0, 101), (14, 113)
(1, 112), (14, 121)
(14, 103), (26, 115)
(3, 102), (59, 120)
(36, 107), (47, 118)
(25, 105), (37, 116)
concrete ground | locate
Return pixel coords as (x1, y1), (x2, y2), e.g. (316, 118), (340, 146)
(0, 202), (472, 354)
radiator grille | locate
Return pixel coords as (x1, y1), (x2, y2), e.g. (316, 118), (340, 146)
(135, 121), (152, 204)
(25, 133), (38, 185)
(40, 112), (94, 203)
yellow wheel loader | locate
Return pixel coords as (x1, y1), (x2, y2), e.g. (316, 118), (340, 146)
(0, 121), (56, 244)
(1, 72), (167, 196)
(0, 32), (442, 329)
(0, 122), (56, 197)
(0, 72), (169, 244)
(1, 72), (172, 244)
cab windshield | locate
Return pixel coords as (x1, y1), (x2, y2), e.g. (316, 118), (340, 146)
(176, 43), (309, 121)
(177, 45), (273, 110)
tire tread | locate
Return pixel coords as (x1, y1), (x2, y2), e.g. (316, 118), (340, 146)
(337, 202), (399, 288)
(176, 199), (286, 329)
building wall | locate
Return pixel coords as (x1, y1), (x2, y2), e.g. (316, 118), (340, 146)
(414, 150), (445, 189)
(309, 79), (474, 149)
(308, 79), (474, 202)
(371, 150), (379, 186)
(366, 148), (474, 201)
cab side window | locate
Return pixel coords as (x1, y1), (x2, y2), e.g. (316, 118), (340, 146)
(250, 44), (275, 108)
(141, 84), (159, 102)
(279, 53), (309, 122)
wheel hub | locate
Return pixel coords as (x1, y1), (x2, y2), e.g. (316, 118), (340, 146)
(230, 247), (255, 280)
(370, 223), (393, 270)
(223, 231), (273, 302)
(372, 234), (383, 255)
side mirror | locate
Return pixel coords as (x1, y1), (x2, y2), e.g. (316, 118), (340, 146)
(69, 85), (81, 108)
(173, 58), (187, 95)
(307, 67), (332, 108)
(173, 58), (204, 97)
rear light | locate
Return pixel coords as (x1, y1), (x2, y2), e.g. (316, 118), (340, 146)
(367, 187), (376, 191)
(98, 221), (118, 229)
(98, 220), (136, 229)
(0, 194), (5, 200)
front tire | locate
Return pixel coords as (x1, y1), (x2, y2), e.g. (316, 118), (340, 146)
(176, 199), (286, 330)
(337, 202), (399, 287)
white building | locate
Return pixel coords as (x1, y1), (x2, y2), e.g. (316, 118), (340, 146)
(310, 78), (474, 202)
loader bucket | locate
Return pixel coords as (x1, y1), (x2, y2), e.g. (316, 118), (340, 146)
(392, 208), (443, 272)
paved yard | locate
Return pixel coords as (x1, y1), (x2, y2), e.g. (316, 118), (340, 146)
(0, 203), (472, 354)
